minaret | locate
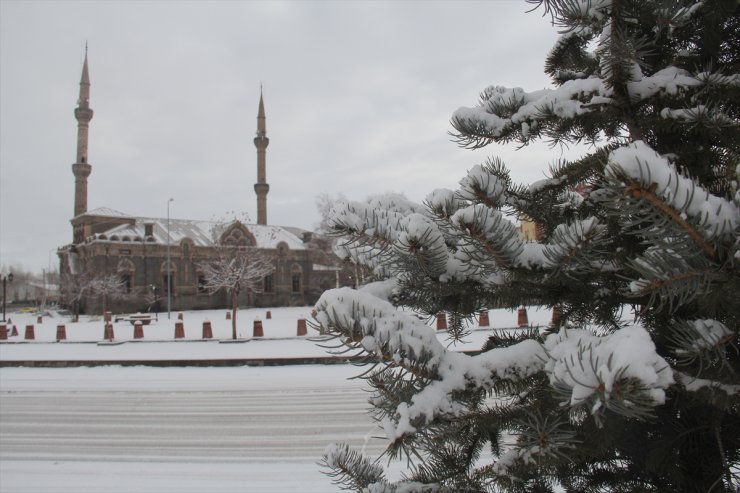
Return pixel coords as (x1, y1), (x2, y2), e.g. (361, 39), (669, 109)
(72, 46), (93, 219)
(253, 87), (270, 225)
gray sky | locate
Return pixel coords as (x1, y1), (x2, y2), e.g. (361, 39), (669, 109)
(0, 0), (578, 273)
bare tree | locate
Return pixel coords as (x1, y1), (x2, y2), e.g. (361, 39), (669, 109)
(90, 274), (128, 315)
(59, 272), (127, 319)
(59, 271), (90, 321)
(198, 246), (274, 339)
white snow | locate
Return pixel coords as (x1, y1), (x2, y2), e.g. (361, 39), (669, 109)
(607, 140), (740, 239)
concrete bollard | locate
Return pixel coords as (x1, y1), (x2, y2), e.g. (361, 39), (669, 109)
(103, 323), (114, 341)
(297, 318), (307, 336)
(226, 311), (232, 320)
(266, 310), (272, 320)
(517, 308), (529, 328)
(436, 313), (447, 331)
(24, 324), (35, 340)
(56, 324), (67, 341)
(37, 315), (43, 324)
(253, 319), (264, 337)
(479, 310), (490, 327)
(174, 321), (185, 339)
(202, 320), (213, 339)
(133, 321), (144, 339)
(550, 305), (562, 328)
(10, 325), (18, 337)
(0, 324), (7, 340)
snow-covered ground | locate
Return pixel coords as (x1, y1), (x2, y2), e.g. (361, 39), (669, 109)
(0, 305), (554, 492)
(0, 365), (387, 492)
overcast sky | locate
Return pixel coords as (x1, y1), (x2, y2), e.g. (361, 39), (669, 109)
(0, 0), (583, 273)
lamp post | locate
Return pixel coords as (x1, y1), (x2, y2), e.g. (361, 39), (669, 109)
(2, 273), (14, 323)
(167, 198), (174, 320)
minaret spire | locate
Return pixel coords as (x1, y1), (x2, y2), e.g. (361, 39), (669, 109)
(72, 46), (94, 237)
(253, 86), (270, 225)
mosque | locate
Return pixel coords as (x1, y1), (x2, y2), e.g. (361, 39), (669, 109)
(57, 51), (349, 314)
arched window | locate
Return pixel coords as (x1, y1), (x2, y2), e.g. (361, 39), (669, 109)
(117, 258), (135, 294)
(160, 260), (177, 297)
(263, 274), (274, 293)
(291, 264), (303, 294)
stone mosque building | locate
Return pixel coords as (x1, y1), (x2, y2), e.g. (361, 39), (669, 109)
(58, 51), (349, 314)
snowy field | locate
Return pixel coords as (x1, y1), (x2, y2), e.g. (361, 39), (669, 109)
(0, 305), (554, 492)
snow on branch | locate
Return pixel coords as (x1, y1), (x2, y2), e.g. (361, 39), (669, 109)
(450, 204), (523, 269)
(606, 140), (739, 248)
(542, 217), (607, 273)
(451, 78), (606, 147)
(314, 288), (547, 441)
(457, 164), (508, 207)
(544, 325), (674, 425)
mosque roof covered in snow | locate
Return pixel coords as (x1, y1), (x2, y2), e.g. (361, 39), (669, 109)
(79, 209), (309, 250)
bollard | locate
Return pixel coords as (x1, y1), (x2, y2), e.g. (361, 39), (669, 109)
(479, 310), (490, 327)
(436, 313), (447, 331)
(266, 310), (272, 320)
(253, 319), (264, 337)
(56, 324), (67, 341)
(226, 311), (232, 320)
(550, 305), (562, 328)
(517, 308), (529, 328)
(297, 318), (307, 336)
(103, 323), (114, 341)
(202, 320), (213, 339)
(133, 321), (144, 339)
(0, 324), (7, 341)
(174, 321), (185, 339)
(10, 325), (18, 337)
(177, 312), (184, 321)
(24, 324), (35, 340)
(37, 315), (43, 324)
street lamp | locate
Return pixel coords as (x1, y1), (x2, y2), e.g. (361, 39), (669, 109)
(2, 273), (14, 323)
(167, 198), (174, 320)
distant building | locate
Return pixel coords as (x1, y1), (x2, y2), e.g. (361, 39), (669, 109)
(58, 51), (350, 314)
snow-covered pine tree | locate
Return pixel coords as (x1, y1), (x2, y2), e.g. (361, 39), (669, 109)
(315, 1), (739, 491)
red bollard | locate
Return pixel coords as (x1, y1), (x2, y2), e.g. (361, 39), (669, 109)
(266, 310), (272, 320)
(517, 308), (529, 328)
(56, 324), (67, 341)
(37, 315), (43, 324)
(174, 321), (185, 339)
(479, 310), (490, 327)
(202, 321), (213, 339)
(177, 312), (184, 321)
(103, 323), (114, 341)
(10, 325), (18, 337)
(0, 324), (7, 340)
(297, 318), (307, 336)
(24, 324), (35, 340)
(133, 321), (144, 339)
(436, 313), (447, 331)
(551, 305), (562, 328)
(226, 311), (232, 320)
(253, 319), (264, 337)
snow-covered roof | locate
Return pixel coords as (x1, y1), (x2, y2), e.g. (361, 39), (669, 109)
(89, 213), (309, 250)
(75, 207), (134, 219)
